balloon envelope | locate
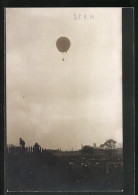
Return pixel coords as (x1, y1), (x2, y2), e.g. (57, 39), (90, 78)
(56, 37), (71, 53)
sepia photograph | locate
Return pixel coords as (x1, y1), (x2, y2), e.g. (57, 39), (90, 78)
(6, 8), (123, 192)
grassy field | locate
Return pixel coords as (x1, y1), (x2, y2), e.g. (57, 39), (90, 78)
(7, 151), (123, 191)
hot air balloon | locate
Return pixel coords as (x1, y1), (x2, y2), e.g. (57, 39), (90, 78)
(56, 37), (71, 61)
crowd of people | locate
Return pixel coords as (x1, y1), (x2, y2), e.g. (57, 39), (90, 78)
(7, 148), (123, 191)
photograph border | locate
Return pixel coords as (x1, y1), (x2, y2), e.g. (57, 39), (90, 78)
(0, 1), (135, 195)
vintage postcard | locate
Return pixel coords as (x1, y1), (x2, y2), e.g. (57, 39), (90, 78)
(6, 8), (123, 192)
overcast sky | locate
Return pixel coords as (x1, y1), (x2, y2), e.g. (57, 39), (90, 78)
(6, 8), (122, 150)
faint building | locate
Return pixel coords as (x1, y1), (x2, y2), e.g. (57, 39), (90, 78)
(93, 143), (96, 148)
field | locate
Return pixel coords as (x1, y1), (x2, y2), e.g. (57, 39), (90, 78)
(7, 147), (123, 191)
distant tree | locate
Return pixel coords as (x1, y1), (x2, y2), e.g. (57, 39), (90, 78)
(103, 139), (117, 149)
(81, 145), (94, 155)
(100, 144), (105, 149)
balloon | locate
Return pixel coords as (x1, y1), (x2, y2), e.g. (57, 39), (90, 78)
(56, 37), (71, 53)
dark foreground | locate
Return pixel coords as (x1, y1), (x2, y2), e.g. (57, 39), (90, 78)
(7, 149), (123, 191)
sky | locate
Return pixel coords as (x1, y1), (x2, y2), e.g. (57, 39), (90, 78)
(6, 8), (122, 150)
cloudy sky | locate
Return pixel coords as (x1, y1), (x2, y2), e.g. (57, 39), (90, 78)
(6, 8), (122, 150)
